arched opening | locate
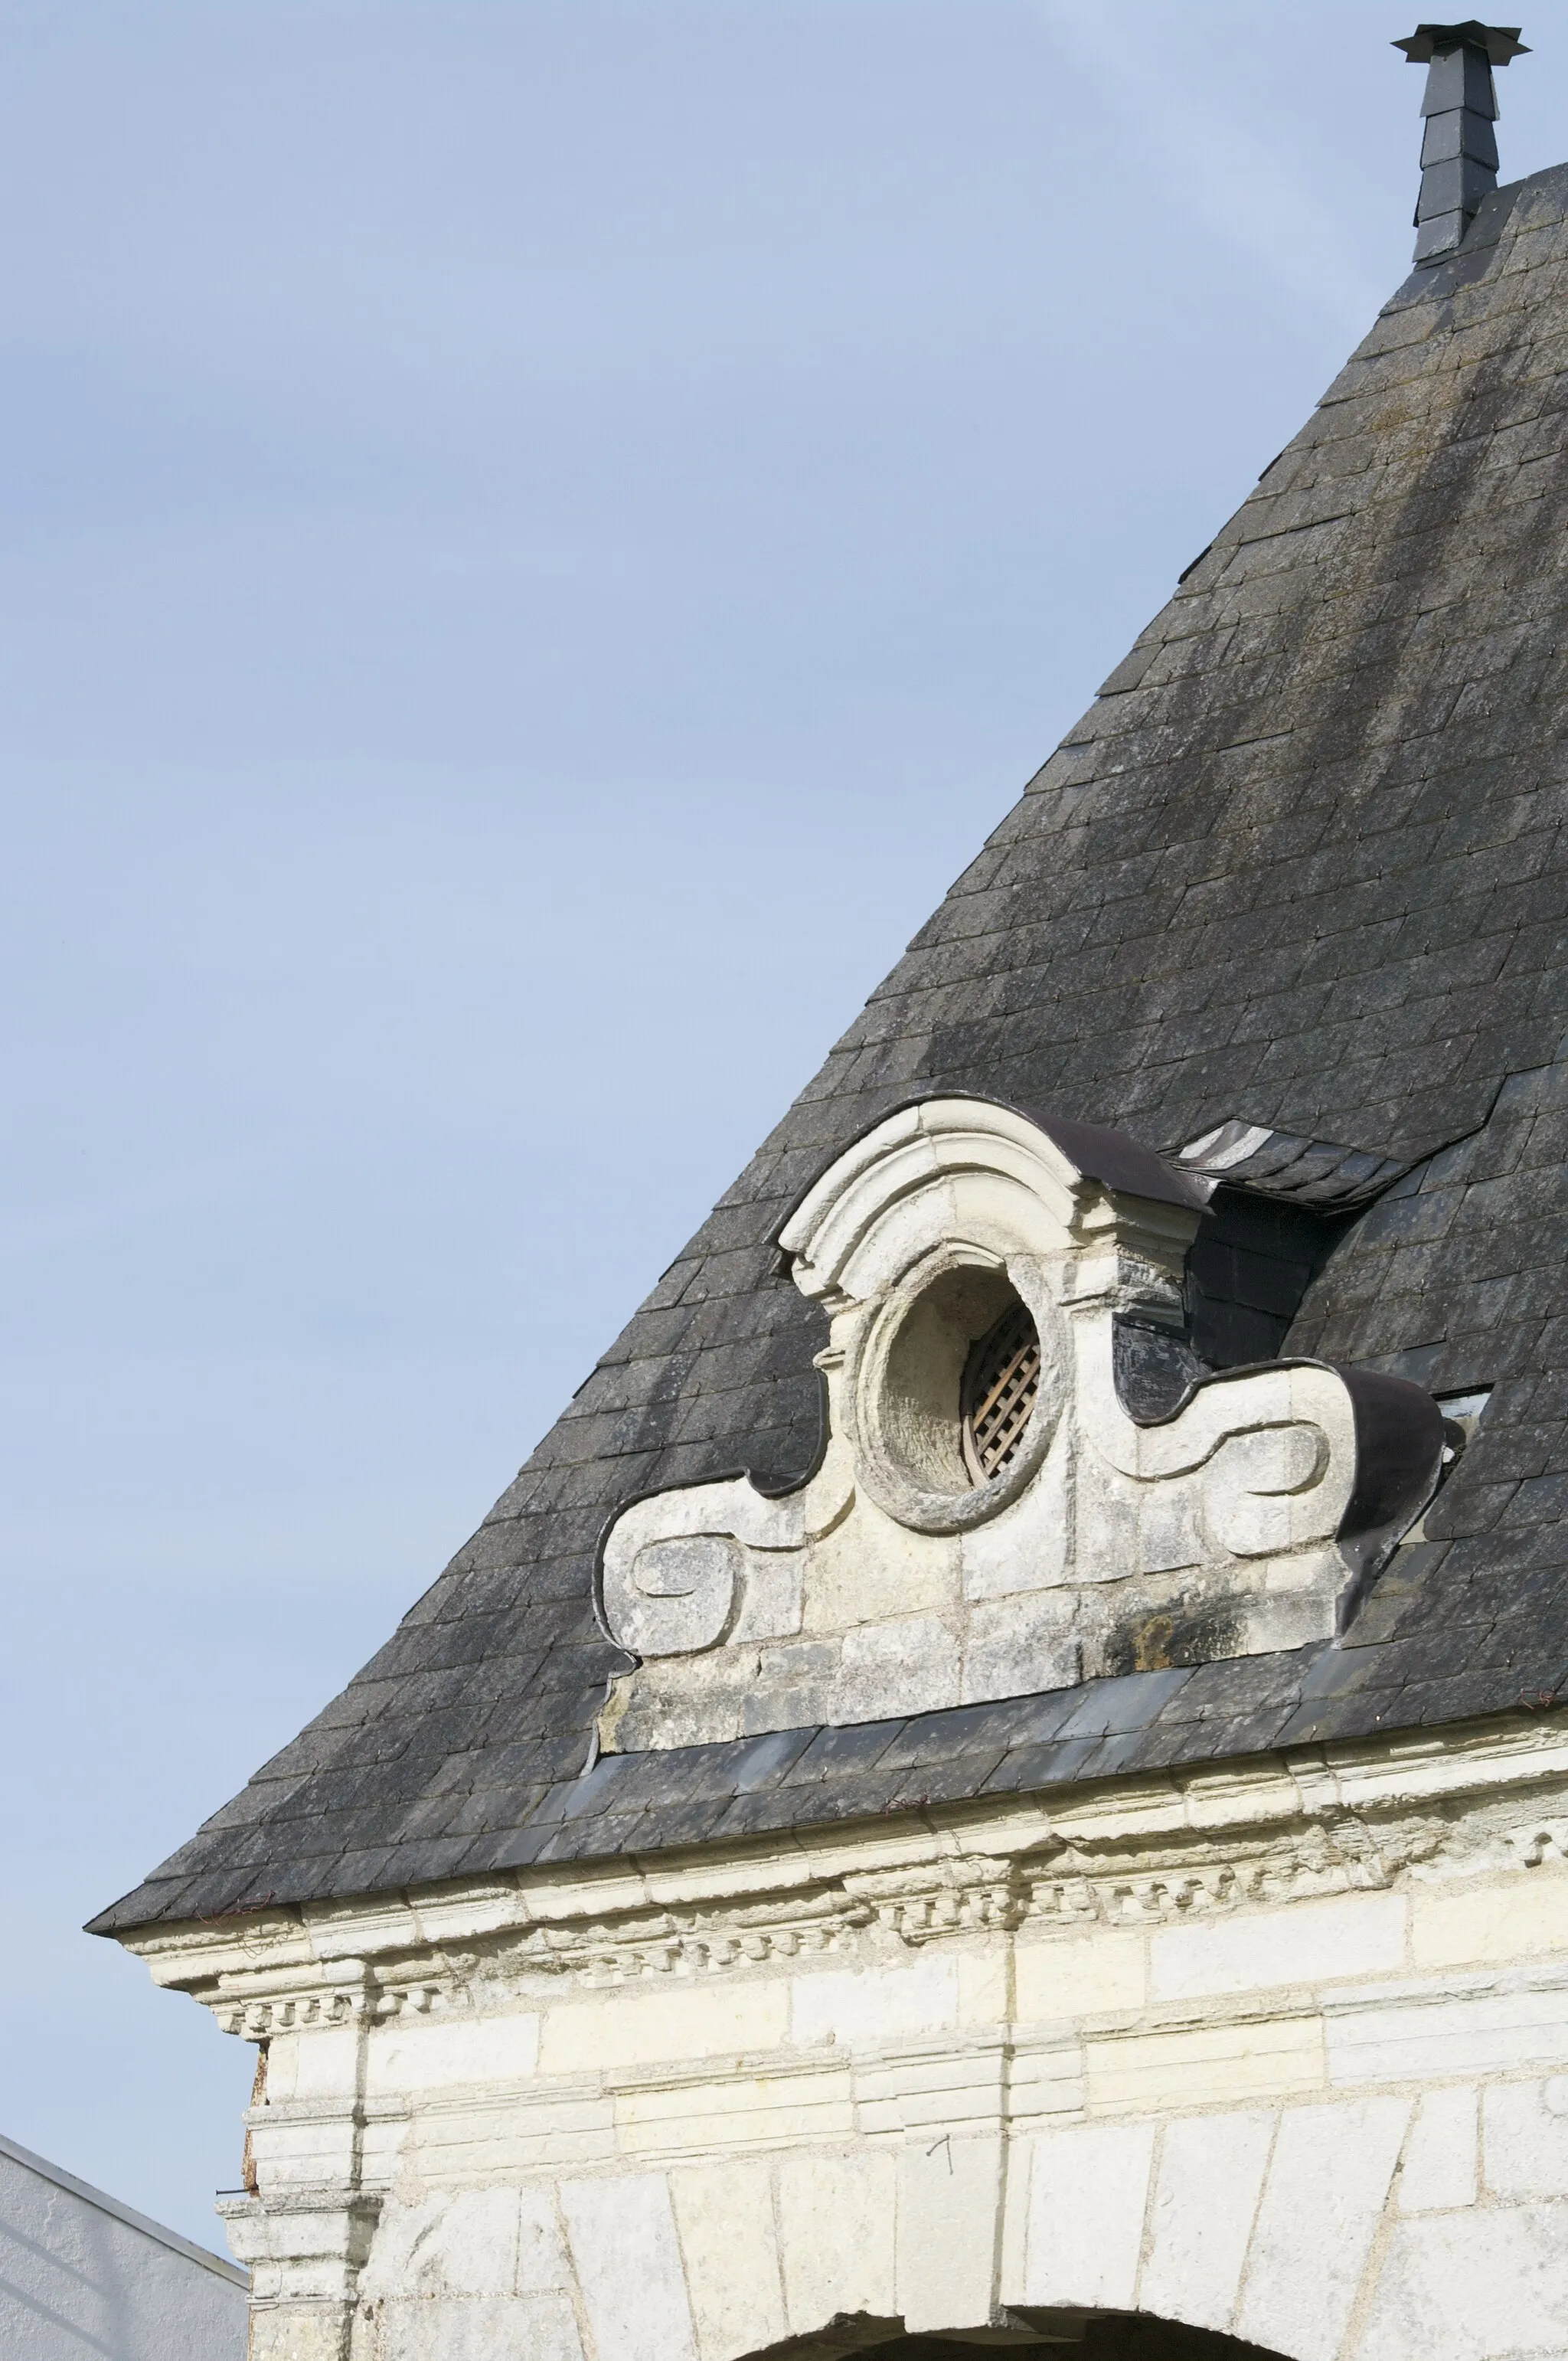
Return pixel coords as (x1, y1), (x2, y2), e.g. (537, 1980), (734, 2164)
(743, 2319), (1292, 2361)
(935, 2327), (1289, 2361)
(1073, 2330), (1288, 2360)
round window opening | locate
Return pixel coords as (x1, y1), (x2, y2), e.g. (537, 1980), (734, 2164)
(961, 1297), (1042, 1484)
(862, 1262), (1050, 1518)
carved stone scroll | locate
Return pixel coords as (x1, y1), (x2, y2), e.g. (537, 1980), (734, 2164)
(596, 1100), (1443, 1752)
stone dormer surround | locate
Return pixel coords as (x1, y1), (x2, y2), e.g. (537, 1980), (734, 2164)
(596, 1100), (1442, 1751)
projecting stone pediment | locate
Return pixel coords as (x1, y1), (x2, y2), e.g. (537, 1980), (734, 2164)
(596, 1098), (1446, 1754)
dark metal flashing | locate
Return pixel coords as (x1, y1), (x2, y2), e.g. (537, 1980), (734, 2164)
(1396, 22), (1528, 265)
(1380, 159), (1558, 309)
(87, 1667), (1568, 1938)
(769, 1089), (1214, 1244)
(90, 161), (1568, 1940)
(1171, 1121), (1420, 1209)
(1393, 22), (1528, 67)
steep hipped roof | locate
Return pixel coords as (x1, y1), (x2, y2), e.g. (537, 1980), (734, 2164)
(95, 163), (1568, 1938)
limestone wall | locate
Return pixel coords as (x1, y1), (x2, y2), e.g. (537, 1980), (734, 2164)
(132, 1715), (1568, 2361)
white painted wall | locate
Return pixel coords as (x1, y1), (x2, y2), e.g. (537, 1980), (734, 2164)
(0, 2131), (248, 2359)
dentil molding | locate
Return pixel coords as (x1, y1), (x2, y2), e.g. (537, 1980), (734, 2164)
(119, 1711), (1568, 2037)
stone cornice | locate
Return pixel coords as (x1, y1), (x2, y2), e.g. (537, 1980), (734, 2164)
(116, 1709), (1568, 2039)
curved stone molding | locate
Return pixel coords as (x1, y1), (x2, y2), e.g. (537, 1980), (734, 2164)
(596, 1100), (1444, 1751)
(838, 1241), (1069, 1534)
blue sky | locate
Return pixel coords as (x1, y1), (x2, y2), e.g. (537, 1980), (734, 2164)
(3, 1), (1564, 2248)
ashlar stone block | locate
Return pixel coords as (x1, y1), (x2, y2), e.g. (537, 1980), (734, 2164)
(1233, 2095), (1408, 2361)
(251, 2310), (358, 2361)
(616, 2057), (854, 2157)
(669, 2160), (787, 2361)
(515, 2186), (574, 2294)
(961, 1594), (1080, 1705)
(540, 1979), (789, 2077)
(267, 2027), (362, 2104)
(791, 1956), (959, 2049)
(560, 2172), (696, 2361)
(896, 2132), (1001, 2331)
(1085, 2007), (1324, 2112)
(854, 2036), (1008, 2140)
(361, 2189), (523, 2299)
(959, 1446), (1072, 1601)
(957, 1948), (1010, 2027)
(256, 2116), (363, 2195)
(776, 2151), (897, 2333)
(1328, 1967), (1568, 2086)
(1149, 1891), (1406, 2003)
(1398, 2084), (1478, 2212)
(377, 2291), (583, 2361)
(1360, 2202), (1568, 2361)
(1137, 2108), (1276, 2333)
(1013, 1929), (1147, 2023)
(1413, 1869), (1568, 1970)
(364, 2011), (540, 2096)
(1482, 2073), (1568, 2197)
(1021, 2121), (1156, 2310)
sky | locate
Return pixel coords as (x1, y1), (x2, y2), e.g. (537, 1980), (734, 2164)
(3, 0), (1566, 2251)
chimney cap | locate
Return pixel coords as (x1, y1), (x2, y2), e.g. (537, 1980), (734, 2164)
(1393, 22), (1529, 65)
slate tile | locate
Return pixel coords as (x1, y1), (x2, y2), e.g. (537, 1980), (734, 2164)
(786, 1722), (906, 1782)
(1001, 1734), (1129, 1797)
(729, 1728), (819, 1791)
(1055, 1669), (1195, 1738)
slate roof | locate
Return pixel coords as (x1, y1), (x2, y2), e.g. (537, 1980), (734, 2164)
(93, 162), (1568, 1937)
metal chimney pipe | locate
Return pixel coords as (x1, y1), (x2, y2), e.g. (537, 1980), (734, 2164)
(1393, 21), (1529, 264)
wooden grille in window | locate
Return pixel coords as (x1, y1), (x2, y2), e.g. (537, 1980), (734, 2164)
(961, 1299), (1041, 1483)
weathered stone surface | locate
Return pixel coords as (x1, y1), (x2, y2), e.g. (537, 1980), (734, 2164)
(1021, 2121), (1156, 2310)
(1233, 2097), (1408, 2361)
(1360, 2203), (1568, 2361)
(364, 2013), (540, 2097)
(776, 2153), (897, 2329)
(151, 1721), (1568, 2359)
(1481, 2072), (1568, 2196)
(1138, 2109), (1274, 2333)
(668, 2163), (786, 2361)
(895, 2133), (1001, 2330)
(377, 2294), (581, 2361)
(361, 2192), (523, 2298)
(790, 1956), (958, 2049)
(558, 2176), (694, 2361)
(1326, 1964), (1568, 2085)
(596, 1103), (1406, 1747)
(1149, 1891), (1406, 2003)
(1014, 1928), (1147, 2023)
(1397, 2083), (1478, 2212)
